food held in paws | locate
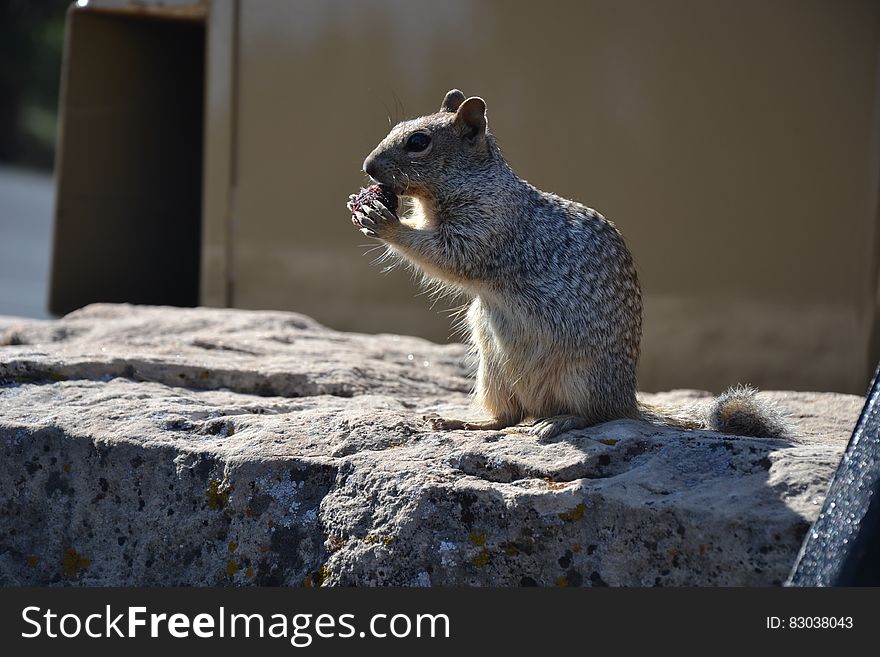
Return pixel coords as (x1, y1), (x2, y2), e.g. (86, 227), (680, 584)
(350, 184), (399, 216)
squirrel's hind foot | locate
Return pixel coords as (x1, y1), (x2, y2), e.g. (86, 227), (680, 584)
(423, 415), (510, 432)
(527, 415), (591, 440)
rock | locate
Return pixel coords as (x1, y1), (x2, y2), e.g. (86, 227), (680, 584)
(0, 304), (862, 586)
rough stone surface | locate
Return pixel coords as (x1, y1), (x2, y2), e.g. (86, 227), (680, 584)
(0, 304), (863, 586)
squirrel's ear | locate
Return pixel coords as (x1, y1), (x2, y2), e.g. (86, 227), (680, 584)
(454, 96), (487, 140)
(440, 89), (466, 113)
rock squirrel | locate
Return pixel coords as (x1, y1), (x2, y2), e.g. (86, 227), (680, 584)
(348, 89), (787, 440)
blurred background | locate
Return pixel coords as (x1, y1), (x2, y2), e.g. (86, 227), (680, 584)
(0, 0), (68, 318)
(1, 0), (878, 395)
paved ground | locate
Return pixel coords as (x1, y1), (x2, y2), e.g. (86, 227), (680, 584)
(0, 165), (54, 319)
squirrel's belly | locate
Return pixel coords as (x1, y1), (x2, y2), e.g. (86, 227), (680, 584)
(513, 358), (585, 418)
(497, 344), (634, 421)
(471, 299), (590, 416)
(471, 294), (636, 420)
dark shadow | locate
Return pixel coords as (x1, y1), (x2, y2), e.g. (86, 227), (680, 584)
(49, 10), (204, 315)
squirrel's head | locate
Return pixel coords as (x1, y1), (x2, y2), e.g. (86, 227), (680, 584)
(362, 89), (495, 199)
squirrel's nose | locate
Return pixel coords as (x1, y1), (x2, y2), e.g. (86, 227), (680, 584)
(363, 155), (379, 180)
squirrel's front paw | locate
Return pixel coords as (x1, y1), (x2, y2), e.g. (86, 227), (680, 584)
(347, 195), (400, 239)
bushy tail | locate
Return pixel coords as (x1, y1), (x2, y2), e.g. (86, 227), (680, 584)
(640, 384), (789, 439)
(706, 384), (789, 438)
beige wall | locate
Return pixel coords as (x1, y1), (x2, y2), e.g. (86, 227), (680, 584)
(203, 0), (880, 392)
(199, 0), (879, 394)
(50, 0), (880, 394)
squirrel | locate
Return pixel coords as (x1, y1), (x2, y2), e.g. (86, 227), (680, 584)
(348, 89), (788, 440)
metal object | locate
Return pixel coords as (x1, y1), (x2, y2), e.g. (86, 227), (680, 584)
(788, 365), (880, 585)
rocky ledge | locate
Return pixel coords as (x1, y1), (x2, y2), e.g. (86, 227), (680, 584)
(0, 304), (862, 586)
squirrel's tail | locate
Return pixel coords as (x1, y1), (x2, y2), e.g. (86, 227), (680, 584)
(639, 384), (789, 439)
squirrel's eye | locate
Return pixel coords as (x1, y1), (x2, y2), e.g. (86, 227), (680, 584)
(404, 132), (431, 153)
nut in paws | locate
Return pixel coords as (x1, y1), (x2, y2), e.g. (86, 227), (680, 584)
(347, 185), (400, 238)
